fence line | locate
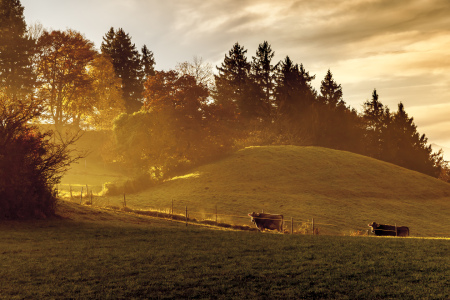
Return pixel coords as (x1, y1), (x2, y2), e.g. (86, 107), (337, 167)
(59, 186), (448, 236)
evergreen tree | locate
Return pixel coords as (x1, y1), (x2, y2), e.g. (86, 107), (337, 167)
(316, 70), (363, 150)
(250, 41), (277, 122)
(274, 56), (316, 119)
(0, 0), (35, 100)
(141, 44), (155, 79)
(101, 27), (143, 113)
(389, 102), (441, 176)
(362, 89), (386, 158)
(272, 56), (317, 143)
(213, 42), (251, 118)
(319, 69), (343, 107)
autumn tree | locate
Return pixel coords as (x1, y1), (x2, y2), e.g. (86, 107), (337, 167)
(86, 54), (125, 130)
(176, 56), (214, 89)
(35, 29), (96, 128)
(142, 70), (210, 171)
(0, 0), (36, 100)
(114, 69), (233, 178)
(101, 27), (145, 113)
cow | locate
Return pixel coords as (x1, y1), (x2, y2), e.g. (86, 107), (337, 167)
(368, 222), (409, 237)
(248, 212), (283, 232)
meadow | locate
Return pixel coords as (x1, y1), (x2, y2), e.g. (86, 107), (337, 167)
(0, 202), (448, 299)
(60, 145), (450, 237)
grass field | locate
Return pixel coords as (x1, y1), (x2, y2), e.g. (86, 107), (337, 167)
(0, 201), (449, 299)
(61, 145), (450, 237)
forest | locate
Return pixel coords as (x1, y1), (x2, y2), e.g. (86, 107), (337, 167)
(0, 0), (449, 219)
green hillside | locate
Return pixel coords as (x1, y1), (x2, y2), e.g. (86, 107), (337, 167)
(63, 145), (450, 237)
(117, 146), (450, 236)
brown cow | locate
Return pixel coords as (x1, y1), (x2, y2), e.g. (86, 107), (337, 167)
(248, 212), (283, 232)
(368, 222), (409, 237)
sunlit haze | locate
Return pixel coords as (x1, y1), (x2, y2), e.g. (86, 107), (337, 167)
(21, 0), (450, 157)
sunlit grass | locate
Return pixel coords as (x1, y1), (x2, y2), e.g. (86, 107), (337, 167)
(61, 145), (450, 237)
(168, 172), (201, 181)
(0, 214), (448, 299)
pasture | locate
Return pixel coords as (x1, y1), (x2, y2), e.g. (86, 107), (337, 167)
(0, 201), (448, 299)
(60, 145), (450, 237)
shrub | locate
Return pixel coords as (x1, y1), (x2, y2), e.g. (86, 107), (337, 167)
(0, 95), (81, 219)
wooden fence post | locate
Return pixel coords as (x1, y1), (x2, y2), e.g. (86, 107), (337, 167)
(80, 187), (83, 204)
(312, 218), (315, 235)
(123, 193), (126, 208)
(291, 217), (294, 234)
(90, 191), (93, 205)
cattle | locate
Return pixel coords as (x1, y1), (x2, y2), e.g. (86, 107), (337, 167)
(368, 222), (409, 237)
(248, 212), (283, 232)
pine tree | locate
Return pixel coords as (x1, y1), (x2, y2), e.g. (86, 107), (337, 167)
(250, 41), (277, 121)
(274, 56), (315, 118)
(272, 56), (318, 144)
(0, 0), (35, 100)
(141, 44), (155, 79)
(389, 102), (441, 176)
(362, 89), (386, 158)
(319, 69), (343, 107)
(101, 27), (143, 113)
(213, 42), (251, 118)
(316, 70), (362, 150)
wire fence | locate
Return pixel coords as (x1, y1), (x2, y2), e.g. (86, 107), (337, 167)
(56, 186), (351, 235)
(55, 185), (449, 237)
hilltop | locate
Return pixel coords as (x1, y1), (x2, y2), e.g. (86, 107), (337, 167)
(61, 145), (450, 236)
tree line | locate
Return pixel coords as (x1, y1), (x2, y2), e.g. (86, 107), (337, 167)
(0, 0), (448, 218)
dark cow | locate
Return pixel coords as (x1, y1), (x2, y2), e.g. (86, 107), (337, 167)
(248, 212), (283, 232)
(368, 222), (409, 237)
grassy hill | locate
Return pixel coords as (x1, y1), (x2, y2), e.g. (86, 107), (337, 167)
(62, 145), (450, 237)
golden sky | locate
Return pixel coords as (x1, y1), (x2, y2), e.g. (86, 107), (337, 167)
(22, 0), (450, 153)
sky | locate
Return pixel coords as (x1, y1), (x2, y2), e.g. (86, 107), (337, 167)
(21, 0), (450, 157)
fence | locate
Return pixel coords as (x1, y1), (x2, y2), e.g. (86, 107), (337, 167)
(56, 185), (341, 235)
(55, 185), (449, 237)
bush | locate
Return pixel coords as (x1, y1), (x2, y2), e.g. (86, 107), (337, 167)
(0, 95), (81, 219)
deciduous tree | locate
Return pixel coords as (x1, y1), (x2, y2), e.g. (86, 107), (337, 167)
(176, 56), (214, 89)
(86, 54), (125, 130)
(35, 29), (96, 128)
